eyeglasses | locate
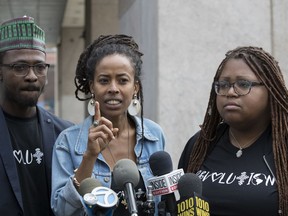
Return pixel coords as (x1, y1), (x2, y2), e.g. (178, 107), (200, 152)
(0, 63), (50, 77)
(214, 79), (264, 96)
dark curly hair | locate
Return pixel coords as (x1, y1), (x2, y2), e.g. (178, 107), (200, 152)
(186, 46), (288, 215)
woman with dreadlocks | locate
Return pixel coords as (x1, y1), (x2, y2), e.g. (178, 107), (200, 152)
(51, 34), (165, 216)
(178, 46), (288, 216)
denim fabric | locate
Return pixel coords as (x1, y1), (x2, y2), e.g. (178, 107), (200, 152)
(51, 115), (165, 216)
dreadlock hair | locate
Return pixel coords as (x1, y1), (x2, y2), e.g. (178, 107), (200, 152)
(186, 46), (288, 215)
(74, 34), (145, 140)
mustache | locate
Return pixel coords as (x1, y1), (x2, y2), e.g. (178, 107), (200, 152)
(21, 85), (41, 91)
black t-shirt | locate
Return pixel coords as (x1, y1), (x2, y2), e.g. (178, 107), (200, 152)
(5, 112), (52, 216)
(179, 124), (278, 216)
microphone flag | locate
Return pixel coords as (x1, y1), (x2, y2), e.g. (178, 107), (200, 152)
(176, 192), (210, 216)
(83, 186), (118, 208)
(147, 168), (184, 196)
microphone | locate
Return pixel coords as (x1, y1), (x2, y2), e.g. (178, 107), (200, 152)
(79, 177), (119, 216)
(176, 173), (210, 216)
(148, 151), (184, 216)
(79, 177), (102, 197)
(113, 158), (140, 216)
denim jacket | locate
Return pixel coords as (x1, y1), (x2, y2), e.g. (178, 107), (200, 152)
(51, 115), (165, 216)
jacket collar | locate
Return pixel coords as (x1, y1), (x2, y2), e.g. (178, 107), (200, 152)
(74, 115), (160, 155)
(0, 106), (55, 211)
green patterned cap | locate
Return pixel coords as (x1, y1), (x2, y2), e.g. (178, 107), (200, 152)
(0, 16), (45, 53)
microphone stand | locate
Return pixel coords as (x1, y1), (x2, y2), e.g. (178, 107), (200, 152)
(124, 183), (138, 216)
(136, 186), (155, 216)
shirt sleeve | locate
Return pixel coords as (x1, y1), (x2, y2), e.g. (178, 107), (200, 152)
(178, 132), (200, 172)
(51, 132), (87, 216)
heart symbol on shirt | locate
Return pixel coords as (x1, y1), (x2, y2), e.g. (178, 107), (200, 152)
(211, 172), (225, 182)
(13, 150), (23, 164)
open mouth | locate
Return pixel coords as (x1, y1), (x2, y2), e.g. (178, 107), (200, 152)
(105, 99), (122, 105)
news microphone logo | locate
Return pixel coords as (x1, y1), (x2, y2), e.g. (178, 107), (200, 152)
(83, 186), (118, 208)
(147, 168), (184, 196)
(176, 192), (210, 216)
(176, 173), (210, 216)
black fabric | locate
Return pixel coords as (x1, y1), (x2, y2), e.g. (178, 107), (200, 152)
(178, 124), (278, 216)
(178, 123), (228, 172)
(5, 112), (51, 216)
(0, 106), (73, 216)
(178, 130), (200, 172)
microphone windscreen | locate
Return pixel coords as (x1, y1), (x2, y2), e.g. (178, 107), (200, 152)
(113, 159), (140, 188)
(149, 151), (173, 176)
(178, 173), (202, 197)
(78, 177), (102, 197)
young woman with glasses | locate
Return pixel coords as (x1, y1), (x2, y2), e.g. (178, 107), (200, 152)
(178, 46), (288, 216)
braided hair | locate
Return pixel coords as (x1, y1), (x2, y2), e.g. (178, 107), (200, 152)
(74, 34), (145, 137)
(186, 46), (288, 215)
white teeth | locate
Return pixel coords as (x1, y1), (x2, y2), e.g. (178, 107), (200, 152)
(107, 100), (120, 105)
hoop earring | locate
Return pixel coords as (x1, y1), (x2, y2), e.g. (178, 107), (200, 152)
(128, 94), (141, 116)
(87, 93), (95, 116)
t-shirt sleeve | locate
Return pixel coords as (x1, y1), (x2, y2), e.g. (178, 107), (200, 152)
(178, 131), (200, 172)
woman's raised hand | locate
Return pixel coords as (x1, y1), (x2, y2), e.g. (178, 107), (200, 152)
(86, 101), (119, 157)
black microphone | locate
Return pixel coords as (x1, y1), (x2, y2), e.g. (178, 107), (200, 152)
(149, 151), (173, 176)
(148, 151), (184, 216)
(79, 177), (119, 216)
(176, 173), (210, 216)
(113, 158), (140, 216)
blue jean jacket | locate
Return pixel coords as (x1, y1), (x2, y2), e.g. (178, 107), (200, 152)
(51, 115), (165, 216)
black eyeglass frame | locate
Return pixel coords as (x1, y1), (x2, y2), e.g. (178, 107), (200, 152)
(0, 63), (50, 77)
(214, 80), (264, 96)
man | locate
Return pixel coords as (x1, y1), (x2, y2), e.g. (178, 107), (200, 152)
(0, 16), (73, 215)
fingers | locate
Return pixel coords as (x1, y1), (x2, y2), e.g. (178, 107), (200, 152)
(89, 125), (115, 141)
(87, 130), (111, 156)
(112, 128), (119, 138)
(92, 101), (113, 131)
(87, 101), (119, 156)
(94, 101), (101, 122)
(88, 122), (117, 155)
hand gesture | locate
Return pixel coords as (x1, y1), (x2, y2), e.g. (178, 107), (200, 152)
(86, 101), (119, 158)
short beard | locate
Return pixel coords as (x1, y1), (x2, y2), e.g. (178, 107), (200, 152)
(18, 95), (40, 107)
(6, 87), (45, 108)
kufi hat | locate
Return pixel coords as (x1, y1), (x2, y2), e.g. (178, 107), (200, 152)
(0, 16), (46, 53)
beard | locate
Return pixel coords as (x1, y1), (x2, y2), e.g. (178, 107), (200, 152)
(18, 94), (40, 107)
